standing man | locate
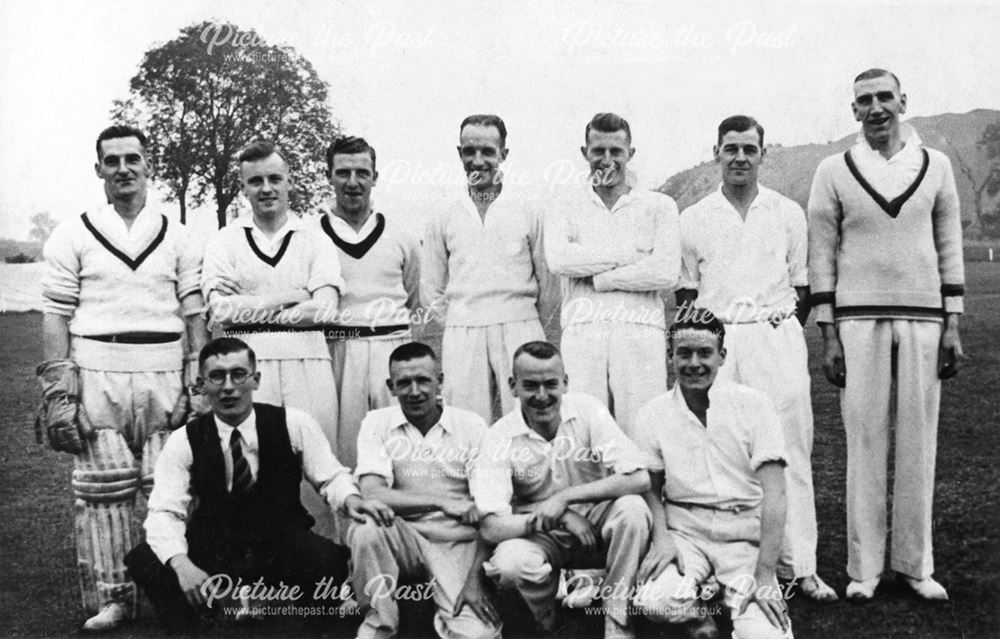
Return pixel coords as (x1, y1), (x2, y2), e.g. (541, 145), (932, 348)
(349, 342), (501, 639)
(676, 115), (836, 601)
(545, 112), (681, 436)
(316, 135), (421, 469)
(472, 341), (651, 639)
(125, 337), (393, 634)
(423, 114), (558, 423)
(633, 312), (792, 639)
(808, 69), (965, 601)
(39, 124), (208, 631)
(201, 140), (344, 539)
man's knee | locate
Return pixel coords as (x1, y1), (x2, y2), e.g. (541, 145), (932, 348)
(732, 609), (793, 639)
(605, 494), (652, 536)
(484, 539), (552, 587)
(633, 569), (699, 624)
(437, 609), (502, 639)
(348, 519), (392, 551)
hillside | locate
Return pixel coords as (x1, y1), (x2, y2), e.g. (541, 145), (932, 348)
(0, 239), (43, 262)
(657, 110), (1000, 237)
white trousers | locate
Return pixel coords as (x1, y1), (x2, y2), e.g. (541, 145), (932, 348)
(348, 519), (501, 639)
(442, 319), (545, 424)
(634, 505), (793, 639)
(838, 319), (942, 580)
(714, 318), (818, 578)
(253, 356), (341, 541)
(560, 323), (667, 438)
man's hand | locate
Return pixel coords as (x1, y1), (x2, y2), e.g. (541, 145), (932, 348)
(166, 387), (192, 430)
(170, 555), (211, 608)
(213, 275), (242, 297)
(938, 322), (964, 380)
(738, 567), (788, 634)
(530, 493), (569, 531)
(453, 574), (500, 627)
(559, 510), (596, 553)
(638, 534), (684, 582)
(820, 328), (846, 388)
(439, 497), (478, 521)
(345, 495), (395, 526)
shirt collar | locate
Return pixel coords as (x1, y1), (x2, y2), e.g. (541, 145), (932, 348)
(712, 183), (774, 213)
(386, 403), (454, 434)
(94, 202), (159, 236)
(854, 122), (923, 158)
(235, 212), (302, 235)
(507, 396), (578, 441)
(327, 210), (378, 239)
(669, 382), (724, 425)
(213, 408), (257, 440)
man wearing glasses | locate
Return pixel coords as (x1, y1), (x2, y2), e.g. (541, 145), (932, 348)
(124, 337), (393, 634)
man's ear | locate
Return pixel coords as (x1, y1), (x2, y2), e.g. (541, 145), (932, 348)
(500, 147), (509, 163)
(250, 371), (261, 390)
(508, 375), (517, 394)
(628, 146), (636, 160)
(899, 93), (907, 115)
(580, 145), (588, 161)
(371, 170), (379, 187)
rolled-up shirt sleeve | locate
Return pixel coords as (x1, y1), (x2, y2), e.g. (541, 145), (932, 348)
(145, 429), (195, 564)
(629, 401), (666, 472)
(41, 220), (82, 316)
(288, 408), (359, 511)
(470, 428), (515, 516)
(353, 413), (395, 486)
(175, 225), (204, 301)
(747, 394), (787, 471)
(307, 233), (346, 294)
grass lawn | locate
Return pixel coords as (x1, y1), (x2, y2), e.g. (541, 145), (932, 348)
(1, 263), (997, 638)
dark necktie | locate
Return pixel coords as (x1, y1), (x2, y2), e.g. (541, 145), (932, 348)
(230, 429), (253, 494)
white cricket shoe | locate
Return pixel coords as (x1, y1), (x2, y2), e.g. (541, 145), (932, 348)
(82, 602), (127, 632)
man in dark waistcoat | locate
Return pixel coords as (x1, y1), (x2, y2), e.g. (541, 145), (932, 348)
(125, 336), (393, 632)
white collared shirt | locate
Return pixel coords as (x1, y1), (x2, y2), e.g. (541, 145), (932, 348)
(233, 213), (303, 256)
(326, 210), (380, 243)
(144, 406), (359, 564)
(471, 392), (646, 517)
(680, 185), (807, 323)
(355, 404), (488, 541)
(545, 187), (681, 329)
(632, 382), (786, 511)
(851, 123), (925, 197)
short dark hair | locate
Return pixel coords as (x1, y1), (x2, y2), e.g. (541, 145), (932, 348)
(237, 139), (287, 166)
(585, 112), (631, 146)
(717, 115), (764, 148)
(512, 341), (561, 365)
(389, 342), (438, 370)
(668, 306), (726, 350)
(198, 337), (257, 370)
(459, 114), (507, 147)
(854, 68), (901, 91)
(95, 125), (149, 160)
(326, 135), (377, 175)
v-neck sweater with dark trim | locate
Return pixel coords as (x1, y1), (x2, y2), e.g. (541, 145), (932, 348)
(315, 213), (420, 328)
(807, 145), (964, 322)
(42, 204), (201, 335)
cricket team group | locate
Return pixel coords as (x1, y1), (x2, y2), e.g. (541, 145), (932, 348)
(37, 67), (965, 639)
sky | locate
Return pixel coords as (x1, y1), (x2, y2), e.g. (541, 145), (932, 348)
(1, 0), (998, 240)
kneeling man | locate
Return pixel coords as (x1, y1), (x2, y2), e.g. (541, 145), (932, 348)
(633, 311), (791, 639)
(349, 342), (501, 639)
(125, 337), (390, 633)
(472, 341), (651, 639)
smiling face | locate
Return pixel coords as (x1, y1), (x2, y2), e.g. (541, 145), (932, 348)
(852, 74), (907, 148)
(240, 152), (291, 220)
(581, 128), (634, 189)
(457, 123), (508, 191)
(387, 355), (442, 427)
(669, 329), (726, 393)
(199, 350), (261, 426)
(715, 128), (764, 189)
(94, 136), (151, 202)
(509, 352), (567, 430)
(330, 151), (377, 217)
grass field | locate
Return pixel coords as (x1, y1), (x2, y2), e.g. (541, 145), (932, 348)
(1, 263), (998, 638)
